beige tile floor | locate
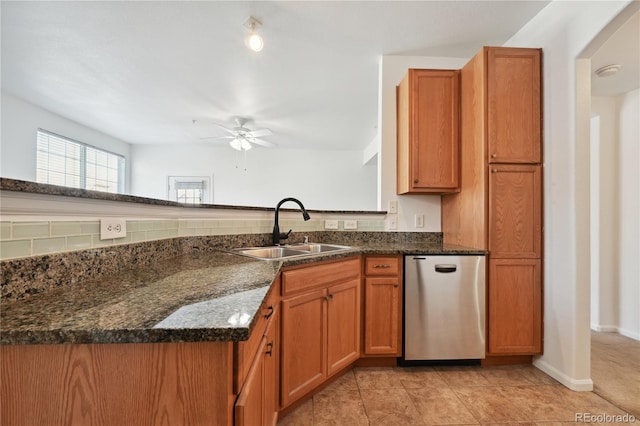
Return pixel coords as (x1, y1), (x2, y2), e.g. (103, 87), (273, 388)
(278, 332), (639, 425)
(591, 331), (640, 418)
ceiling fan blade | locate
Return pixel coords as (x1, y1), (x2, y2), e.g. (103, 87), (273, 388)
(246, 128), (272, 138)
(193, 119), (235, 134)
(249, 138), (276, 148)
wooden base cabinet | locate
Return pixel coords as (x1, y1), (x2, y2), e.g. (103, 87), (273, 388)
(280, 257), (361, 409)
(489, 259), (541, 354)
(363, 256), (402, 356)
(235, 293), (280, 426)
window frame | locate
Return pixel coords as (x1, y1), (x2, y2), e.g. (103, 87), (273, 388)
(36, 129), (126, 194)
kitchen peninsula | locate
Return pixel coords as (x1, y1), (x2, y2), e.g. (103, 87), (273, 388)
(0, 178), (483, 425)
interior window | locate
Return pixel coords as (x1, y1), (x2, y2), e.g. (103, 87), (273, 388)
(36, 129), (125, 193)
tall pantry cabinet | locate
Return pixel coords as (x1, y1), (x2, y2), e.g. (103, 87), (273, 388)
(442, 47), (543, 356)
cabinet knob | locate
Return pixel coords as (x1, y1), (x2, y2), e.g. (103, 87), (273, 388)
(413, 179), (419, 184)
(325, 295), (334, 301)
(491, 169), (498, 173)
(491, 153), (497, 159)
(394, 283), (399, 288)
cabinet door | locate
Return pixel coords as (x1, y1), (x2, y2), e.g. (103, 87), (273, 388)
(486, 47), (541, 163)
(326, 279), (361, 376)
(489, 165), (541, 258)
(280, 288), (326, 408)
(263, 308), (278, 426)
(235, 337), (265, 426)
(364, 277), (401, 355)
(488, 259), (541, 355)
(398, 69), (460, 194)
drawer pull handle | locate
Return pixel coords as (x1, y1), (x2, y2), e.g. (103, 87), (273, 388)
(264, 305), (274, 319)
(266, 341), (274, 356)
(373, 264), (391, 269)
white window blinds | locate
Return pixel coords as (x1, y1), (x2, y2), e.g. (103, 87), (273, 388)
(36, 130), (125, 193)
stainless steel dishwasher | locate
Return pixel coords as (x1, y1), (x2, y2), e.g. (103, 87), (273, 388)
(403, 255), (486, 362)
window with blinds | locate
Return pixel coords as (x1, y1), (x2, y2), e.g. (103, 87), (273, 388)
(168, 176), (211, 204)
(36, 130), (125, 193)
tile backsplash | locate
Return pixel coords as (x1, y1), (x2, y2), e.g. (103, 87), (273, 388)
(0, 218), (385, 260)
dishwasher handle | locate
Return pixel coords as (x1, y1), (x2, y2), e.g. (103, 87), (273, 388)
(434, 264), (457, 273)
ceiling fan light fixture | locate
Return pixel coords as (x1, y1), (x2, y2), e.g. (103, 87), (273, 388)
(595, 64), (621, 78)
(244, 16), (264, 52)
(230, 138), (252, 151)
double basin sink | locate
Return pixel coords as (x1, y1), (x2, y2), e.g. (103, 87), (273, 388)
(231, 243), (351, 261)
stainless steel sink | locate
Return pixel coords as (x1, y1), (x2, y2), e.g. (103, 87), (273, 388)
(287, 243), (350, 253)
(231, 243), (351, 260)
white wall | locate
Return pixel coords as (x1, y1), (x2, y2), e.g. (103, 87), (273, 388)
(504, 0), (632, 391)
(616, 88), (640, 339)
(131, 143), (377, 211)
(591, 96), (620, 332)
(0, 92), (132, 190)
(378, 56), (469, 232)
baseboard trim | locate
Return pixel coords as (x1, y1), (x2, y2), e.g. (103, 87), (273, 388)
(533, 358), (594, 391)
(591, 326), (640, 341)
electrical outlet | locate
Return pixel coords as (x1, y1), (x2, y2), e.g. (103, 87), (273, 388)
(388, 200), (398, 214)
(386, 217), (397, 230)
(344, 220), (357, 230)
(324, 220), (339, 230)
(100, 218), (127, 240)
(414, 214), (424, 228)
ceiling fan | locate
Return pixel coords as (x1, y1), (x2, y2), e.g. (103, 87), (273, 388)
(195, 117), (275, 151)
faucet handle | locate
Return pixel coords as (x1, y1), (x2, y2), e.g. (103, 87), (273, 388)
(279, 229), (292, 241)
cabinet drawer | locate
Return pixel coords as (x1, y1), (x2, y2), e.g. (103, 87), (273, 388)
(235, 286), (279, 393)
(365, 257), (399, 276)
(282, 257), (360, 296)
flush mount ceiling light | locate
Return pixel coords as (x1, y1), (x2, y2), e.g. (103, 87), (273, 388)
(244, 16), (264, 52)
(595, 64), (622, 78)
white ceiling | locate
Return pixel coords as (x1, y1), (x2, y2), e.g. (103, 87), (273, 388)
(591, 10), (640, 97)
(3, 1), (555, 151)
(5, 1), (639, 153)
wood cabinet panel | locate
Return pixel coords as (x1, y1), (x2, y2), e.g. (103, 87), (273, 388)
(365, 256), (400, 276)
(397, 69), (460, 194)
(1, 342), (234, 426)
(235, 337), (265, 426)
(236, 285), (279, 392)
(326, 279), (361, 375)
(489, 165), (541, 258)
(282, 257), (360, 296)
(487, 47), (541, 163)
(364, 277), (401, 355)
(488, 259), (542, 354)
(280, 288), (326, 408)
(263, 306), (279, 426)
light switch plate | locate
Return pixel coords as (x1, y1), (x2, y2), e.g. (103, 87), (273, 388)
(100, 219), (127, 240)
(414, 214), (424, 228)
(324, 220), (339, 230)
(344, 220), (357, 230)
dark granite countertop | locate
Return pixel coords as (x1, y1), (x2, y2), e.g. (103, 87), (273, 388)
(0, 242), (483, 346)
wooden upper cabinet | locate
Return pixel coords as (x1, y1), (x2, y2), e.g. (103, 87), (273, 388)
(486, 47), (541, 164)
(489, 164), (542, 258)
(397, 69), (460, 194)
